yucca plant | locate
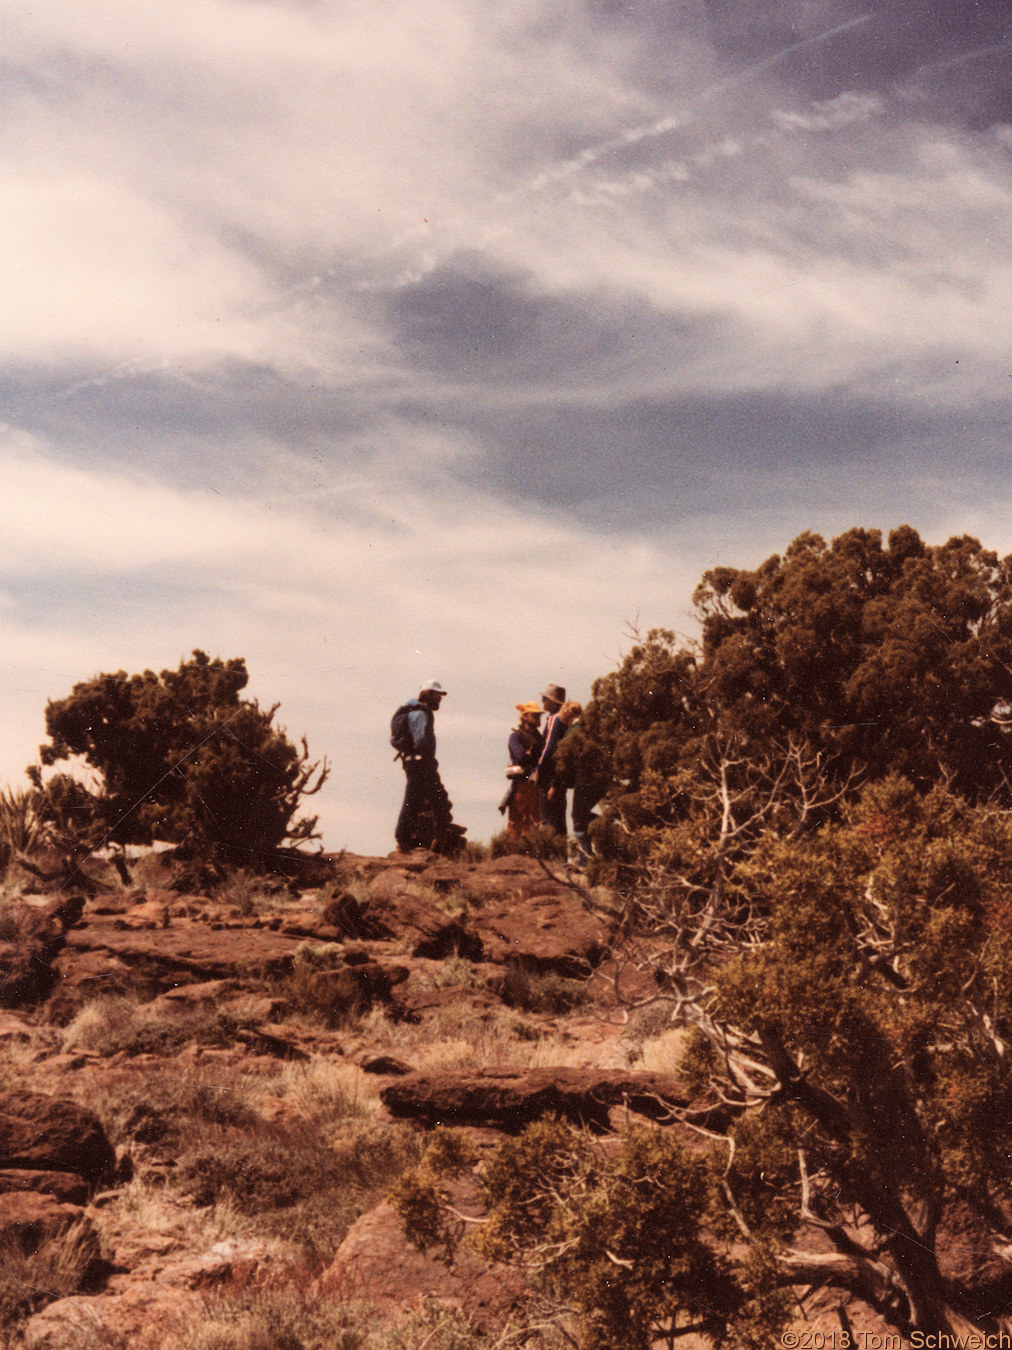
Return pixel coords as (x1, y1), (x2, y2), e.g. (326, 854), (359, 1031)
(0, 786), (42, 872)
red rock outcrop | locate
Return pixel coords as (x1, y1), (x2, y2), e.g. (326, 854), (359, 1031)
(318, 1197), (533, 1329)
(0, 1093), (115, 1188)
(0, 892), (86, 1007)
(380, 1067), (694, 1130)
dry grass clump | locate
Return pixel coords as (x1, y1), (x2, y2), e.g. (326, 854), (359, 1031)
(457, 839), (490, 863)
(215, 869), (294, 916)
(174, 1115), (420, 1260)
(635, 1026), (687, 1073)
(356, 1005), (585, 1073)
(489, 827), (567, 861)
(418, 956), (487, 991)
(93, 1057), (419, 1266)
(0, 1220), (103, 1334)
(277, 1058), (382, 1123)
(499, 963), (590, 1016)
(93, 1061), (269, 1155)
(154, 1288), (524, 1350)
(61, 996), (261, 1058)
(622, 999), (676, 1041)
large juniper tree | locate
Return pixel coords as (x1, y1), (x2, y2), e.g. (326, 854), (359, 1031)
(567, 526), (1012, 842)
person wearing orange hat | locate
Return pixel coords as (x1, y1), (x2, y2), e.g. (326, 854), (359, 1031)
(500, 701), (544, 839)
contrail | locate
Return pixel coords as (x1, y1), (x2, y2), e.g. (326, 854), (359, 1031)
(501, 13), (875, 202)
(911, 37), (1012, 79)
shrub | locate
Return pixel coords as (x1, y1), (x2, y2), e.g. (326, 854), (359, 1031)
(394, 1119), (767, 1350)
(490, 827), (567, 861)
(34, 650), (329, 870)
(499, 962), (589, 1016)
(0, 786), (42, 872)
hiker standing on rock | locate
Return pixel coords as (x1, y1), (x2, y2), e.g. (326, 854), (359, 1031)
(391, 680), (454, 854)
(501, 701), (543, 839)
(534, 683), (568, 836)
(554, 701), (607, 865)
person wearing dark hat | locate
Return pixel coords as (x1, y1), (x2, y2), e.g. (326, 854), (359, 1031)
(391, 679), (453, 853)
(534, 682), (569, 835)
(501, 701), (544, 838)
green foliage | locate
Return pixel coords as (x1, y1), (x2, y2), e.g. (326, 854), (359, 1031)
(394, 1119), (784, 1350)
(689, 778), (1012, 1335)
(35, 649), (328, 867)
(499, 962), (590, 1015)
(581, 528), (1012, 869)
(553, 525), (1012, 1339)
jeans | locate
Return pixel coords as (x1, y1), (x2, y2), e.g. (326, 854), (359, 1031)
(539, 780), (567, 836)
(396, 757), (451, 850)
(571, 786), (598, 862)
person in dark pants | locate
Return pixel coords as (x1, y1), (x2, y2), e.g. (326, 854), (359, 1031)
(393, 680), (452, 853)
(534, 682), (568, 835)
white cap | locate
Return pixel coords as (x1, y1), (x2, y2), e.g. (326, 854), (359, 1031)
(420, 679), (447, 695)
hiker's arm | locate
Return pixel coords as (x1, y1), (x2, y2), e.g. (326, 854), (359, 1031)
(407, 707), (430, 755)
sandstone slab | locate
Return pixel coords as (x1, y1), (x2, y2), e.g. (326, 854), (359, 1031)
(57, 916), (307, 991)
(381, 1067), (692, 1130)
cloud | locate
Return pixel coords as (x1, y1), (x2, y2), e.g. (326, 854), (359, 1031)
(772, 91), (883, 132)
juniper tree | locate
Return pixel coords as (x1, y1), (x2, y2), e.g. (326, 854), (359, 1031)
(34, 649), (328, 868)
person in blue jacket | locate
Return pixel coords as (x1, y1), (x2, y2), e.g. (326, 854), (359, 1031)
(392, 680), (452, 853)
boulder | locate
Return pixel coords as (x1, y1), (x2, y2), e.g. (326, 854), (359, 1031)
(0, 893), (86, 1007)
(381, 1068), (694, 1130)
(318, 1198), (532, 1329)
(469, 890), (610, 976)
(0, 1093), (115, 1186)
(23, 1289), (197, 1350)
(326, 878), (482, 960)
(0, 1190), (95, 1255)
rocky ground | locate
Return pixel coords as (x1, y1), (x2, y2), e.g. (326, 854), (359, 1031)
(0, 845), (903, 1349)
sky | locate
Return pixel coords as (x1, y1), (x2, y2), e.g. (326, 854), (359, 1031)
(3, 0), (1012, 855)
